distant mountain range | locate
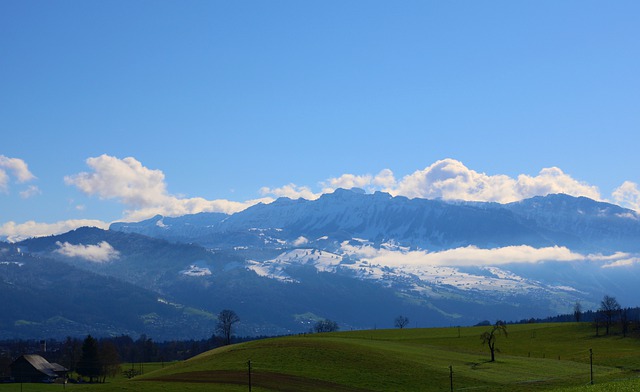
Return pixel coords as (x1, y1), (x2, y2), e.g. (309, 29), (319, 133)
(2, 190), (639, 339)
(111, 190), (640, 253)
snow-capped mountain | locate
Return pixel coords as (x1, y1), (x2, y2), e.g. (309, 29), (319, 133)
(108, 190), (640, 328)
(3, 190), (639, 339)
(112, 189), (640, 253)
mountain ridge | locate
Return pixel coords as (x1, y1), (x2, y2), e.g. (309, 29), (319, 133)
(3, 191), (639, 339)
(111, 190), (640, 253)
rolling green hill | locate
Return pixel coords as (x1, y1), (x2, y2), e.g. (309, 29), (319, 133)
(129, 322), (640, 391)
(1, 323), (638, 391)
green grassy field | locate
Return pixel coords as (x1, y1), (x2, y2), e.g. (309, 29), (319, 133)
(2, 323), (639, 391)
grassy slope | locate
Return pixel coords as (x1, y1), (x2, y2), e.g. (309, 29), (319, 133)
(1, 323), (639, 391)
(135, 322), (640, 391)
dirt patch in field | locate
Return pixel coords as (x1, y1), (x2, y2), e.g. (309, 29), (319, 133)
(145, 370), (374, 392)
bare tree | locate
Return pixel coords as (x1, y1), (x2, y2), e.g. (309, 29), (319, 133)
(99, 340), (120, 383)
(394, 315), (409, 329)
(216, 309), (240, 345)
(480, 321), (508, 362)
(313, 319), (339, 333)
(599, 295), (621, 335)
(573, 301), (583, 322)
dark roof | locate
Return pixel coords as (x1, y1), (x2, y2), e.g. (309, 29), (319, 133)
(15, 355), (68, 377)
(49, 363), (67, 372)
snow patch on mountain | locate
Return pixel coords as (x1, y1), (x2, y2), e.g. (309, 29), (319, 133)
(246, 260), (298, 283)
(244, 244), (579, 298)
(338, 252), (545, 295)
(247, 248), (343, 282)
(0, 261), (24, 267)
(181, 264), (212, 277)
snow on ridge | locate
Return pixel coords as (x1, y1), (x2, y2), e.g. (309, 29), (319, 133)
(549, 285), (580, 292)
(246, 259), (298, 283)
(245, 248), (343, 282)
(339, 258), (540, 294)
(0, 261), (24, 267)
(181, 264), (212, 277)
(243, 243), (586, 299)
(616, 212), (638, 220)
(273, 248), (342, 272)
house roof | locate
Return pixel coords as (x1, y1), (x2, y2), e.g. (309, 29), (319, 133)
(49, 362), (67, 372)
(14, 355), (68, 378)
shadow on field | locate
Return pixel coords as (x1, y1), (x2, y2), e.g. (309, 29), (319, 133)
(146, 370), (373, 392)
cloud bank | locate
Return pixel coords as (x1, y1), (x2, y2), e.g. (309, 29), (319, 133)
(62, 155), (640, 228)
(55, 241), (120, 262)
(6, 155), (640, 241)
(65, 154), (272, 221)
(312, 159), (601, 204)
(340, 243), (638, 268)
(259, 158), (640, 212)
(390, 159), (601, 203)
(0, 220), (110, 242)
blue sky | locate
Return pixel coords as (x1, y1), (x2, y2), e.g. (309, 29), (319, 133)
(1, 1), (640, 240)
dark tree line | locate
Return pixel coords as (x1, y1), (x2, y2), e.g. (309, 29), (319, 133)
(515, 297), (640, 337)
(0, 328), (270, 380)
(0, 334), (228, 380)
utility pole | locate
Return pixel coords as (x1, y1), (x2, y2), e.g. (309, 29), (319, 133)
(248, 360), (252, 392)
(449, 365), (454, 392)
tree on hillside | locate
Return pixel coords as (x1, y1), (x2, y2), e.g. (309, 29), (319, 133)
(61, 336), (82, 373)
(573, 301), (583, 322)
(480, 321), (508, 362)
(394, 315), (410, 329)
(77, 335), (101, 382)
(216, 309), (240, 345)
(599, 295), (621, 335)
(99, 340), (121, 382)
(313, 319), (339, 333)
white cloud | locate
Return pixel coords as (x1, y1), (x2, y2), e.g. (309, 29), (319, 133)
(0, 170), (7, 191)
(292, 236), (309, 246)
(612, 181), (640, 212)
(340, 243), (585, 267)
(261, 158), (610, 208)
(340, 243), (639, 268)
(64, 155), (169, 207)
(391, 159), (601, 203)
(59, 156), (640, 228)
(55, 241), (119, 263)
(322, 173), (373, 192)
(260, 184), (320, 200)
(515, 167), (601, 201)
(19, 185), (41, 199)
(321, 169), (397, 194)
(371, 169), (396, 188)
(0, 220), (110, 242)
(601, 257), (640, 268)
(0, 155), (36, 192)
(65, 154), (272, 221)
